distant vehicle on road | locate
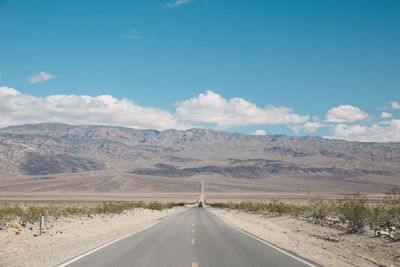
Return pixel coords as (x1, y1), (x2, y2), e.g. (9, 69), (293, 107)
(198, 201), (203, 208)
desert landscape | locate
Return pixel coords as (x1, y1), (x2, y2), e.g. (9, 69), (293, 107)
(1, 198), (399, 267)
(0, 123), (399, 201)
(2, 1), (399, 266)
(1, 123), (399, 266)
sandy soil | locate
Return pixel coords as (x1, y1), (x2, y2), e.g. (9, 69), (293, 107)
(210, 208), (400, 267)
(0, 207), (185, 267)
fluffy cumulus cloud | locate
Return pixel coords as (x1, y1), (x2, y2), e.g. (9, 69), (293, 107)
(327, 120), (400, 142)
(0, 86), (183, 130)
(0, 87), (309, 131)
(2, 86), (400, 142)
(290, 122), (325, 134)
(28, 71), (55, 84)
(381, 112), (393, 119)
(174, 91), (309, 129)
(325, 105), (369, 123)
(251, 130), (266, 136)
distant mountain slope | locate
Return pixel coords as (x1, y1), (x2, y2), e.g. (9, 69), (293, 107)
(20, 152), (105, 175)
(0, 123), (400, 178)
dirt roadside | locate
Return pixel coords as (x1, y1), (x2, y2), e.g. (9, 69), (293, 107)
(210, 208), (400, 267)
(0, 207), (185, 267)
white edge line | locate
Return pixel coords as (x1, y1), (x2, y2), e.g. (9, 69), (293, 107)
(56, 220), (161, 267)
(210, 209), (319, 267)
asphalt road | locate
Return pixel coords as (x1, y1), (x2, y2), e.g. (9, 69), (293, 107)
(60, 207), (317, 267)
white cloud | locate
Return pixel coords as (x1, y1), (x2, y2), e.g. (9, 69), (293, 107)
(174, 91), (309, 128)
(0, 87), (310, 131)
(290, 122), (325, 134)
(312, 116), (319, 121)
(2, 86), (399, 142)
(377, 101), (400, 110)
(125, 28), (139, 39)
(380, 112), (393, 119)
(391, 101), (400, 110)
(28, 71), (55, 84)
(326, 120), (400, 142)
(332, 124), (367, 137)
(251, 130), (266, 136)
(325, 105), (369, 123)
(166, 0), (193, 7)
(0, 86), (184, 130)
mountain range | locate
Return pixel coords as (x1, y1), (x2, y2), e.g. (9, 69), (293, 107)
(0, 123), (399, 199)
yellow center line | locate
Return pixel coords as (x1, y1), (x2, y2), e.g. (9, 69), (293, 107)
(192, 223), (195, 226)
(192, 262), (198, 267)
(192, 238), (195, 244)
(192, 229), (195, 233)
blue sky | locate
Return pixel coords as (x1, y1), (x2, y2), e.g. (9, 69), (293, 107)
(0, 0), (399, 141)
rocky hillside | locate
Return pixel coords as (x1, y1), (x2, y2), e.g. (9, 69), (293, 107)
(1, 123), (400, 178)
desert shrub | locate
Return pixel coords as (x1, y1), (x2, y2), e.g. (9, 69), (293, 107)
(367, 187), (400, 228)
(94, 202), (144, 214)
(62, 205), (87, 216)
(382, 187), (400, 226)
(368, 203), (388, 229)
(0, 203), (24, 223)
(308, 195), (330, 220)
(23, 206), (47, 222)
(133, 201), (147, 209)
(0, 203), (49, 223)
(337, 195), (368, 232)
(384, 186), (400, 205)
(148, 202), (163, 211)
(266, 200), (292, 214)
(265, 200), (307, 215)
(237, 201), (259, 212)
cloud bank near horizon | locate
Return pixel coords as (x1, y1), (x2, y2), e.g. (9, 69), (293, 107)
(174, 90), (309, 128)
(0, 86), (306, 131)
(0, 86), (182, 130)
(0, 86), (398, 142)
(325, 120), (400, 142)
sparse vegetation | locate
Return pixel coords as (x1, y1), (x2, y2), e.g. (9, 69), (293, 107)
(0, 201), (185, 224)
(210, 187), (400, 232)
(210, 200), (308, 215)
(337, 195), (368, 232)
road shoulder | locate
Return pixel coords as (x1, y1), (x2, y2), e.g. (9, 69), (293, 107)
(210, 207), (398, 267)
(0, 207), (185, 267)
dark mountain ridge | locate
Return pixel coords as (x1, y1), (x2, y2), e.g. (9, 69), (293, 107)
(1, 123), (400, 178)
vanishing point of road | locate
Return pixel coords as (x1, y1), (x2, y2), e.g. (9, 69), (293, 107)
(59, 207), (318, 267)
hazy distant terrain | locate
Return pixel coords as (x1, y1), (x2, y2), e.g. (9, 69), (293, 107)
(0, 123), (399, 199)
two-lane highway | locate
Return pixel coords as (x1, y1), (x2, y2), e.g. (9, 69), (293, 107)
(59, 207), (317, 267)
